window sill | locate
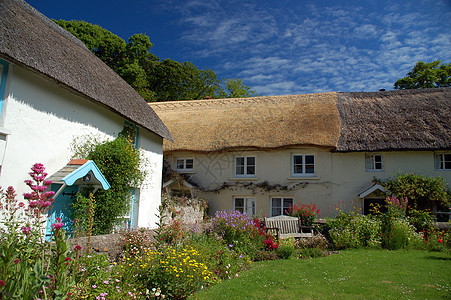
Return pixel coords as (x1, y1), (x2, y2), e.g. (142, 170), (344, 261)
(365, 170), (384, 172)
(287, 176), (320, 180)
(0, 127), (11, 135)
(175, 170), (195, 174)
(229, 177), (259, 181)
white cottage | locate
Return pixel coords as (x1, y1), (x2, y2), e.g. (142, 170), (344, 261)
(151, 88), (451, 218)
(0, 0), (172, 228)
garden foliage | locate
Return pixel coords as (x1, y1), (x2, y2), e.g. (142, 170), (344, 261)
(72, 135), (147, 234)
(375, 172), (450, 212)
(288, 202), (320, 226)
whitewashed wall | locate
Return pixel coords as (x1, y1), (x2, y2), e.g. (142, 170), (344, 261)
(167, 148), (450, 218)
(0, 62), (163, 229)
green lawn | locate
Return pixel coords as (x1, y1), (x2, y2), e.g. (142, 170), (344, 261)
(190, 250), (451, 299)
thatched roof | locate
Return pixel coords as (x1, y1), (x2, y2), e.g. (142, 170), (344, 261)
(0, 0), (171, 140)
(151, 88), (450, 153)
(150, 93), (341, 152)
(336, 88), (451, 152)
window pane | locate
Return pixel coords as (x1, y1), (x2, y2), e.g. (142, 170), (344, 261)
(444, 154), (451, 170)
(236, 166), (244, 175)
(305, 165), (315, 173)
(236, 157), (245, 166)
(185, 159), (194, 169)
(435, 154), (443, 169)
(272, 198), (281, 216)
(247, 157), (255, 166)
(246, 198), (256, 216)
(247, 165), (255, 175)
(234, 198), (244, 212)
(294, 165), (303, 174)
(176, 159), (184, 169)
(305, 155), (314, 164)
(283, 198), (293, 215)
(293, 155), (303, 174)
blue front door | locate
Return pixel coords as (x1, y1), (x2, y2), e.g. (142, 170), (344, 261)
(45, 184), (78, 241)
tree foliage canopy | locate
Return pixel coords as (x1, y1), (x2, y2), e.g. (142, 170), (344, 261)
(55, 20), (257, 101)
(394, 60), (451, 89)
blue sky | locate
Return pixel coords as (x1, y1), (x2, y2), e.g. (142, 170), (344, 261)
(28, 0), (451, 96)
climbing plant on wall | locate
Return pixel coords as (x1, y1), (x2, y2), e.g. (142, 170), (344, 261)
(71, 135), (147, 234)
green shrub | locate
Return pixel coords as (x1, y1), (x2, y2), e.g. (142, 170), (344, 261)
(376, 173), (450, 211)
(137, 245), (218, 299)
(381, 218), (415, 250)
(185, 233), (251, 280)
(294, 233), (329, 250)
(297, 248), (325, 259)
(211, 210), (278, 260)
(407, 208), (434, 232)
(72, 135), (147, 234)
(327, 213), (381, 249)
(275, 244), (295, 259)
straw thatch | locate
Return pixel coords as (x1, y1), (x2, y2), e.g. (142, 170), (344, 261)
(0, 0), (171, 140)
(150, 93), (341, 152)
(336, 88), (451, 152)
(151, 88), (450, 153)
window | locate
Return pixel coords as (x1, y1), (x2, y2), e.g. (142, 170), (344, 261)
(292, 154), (315, 176)
(366, 154), (383, 171)
(271, 197), (293, 216)
(175, 158), (194, 171)
(435, 153), (451, 170)
(120, 121), (139, 148)
(0, 59), (9, 114)
(234, 197), (256, 216)
(235, 156), (255, 177)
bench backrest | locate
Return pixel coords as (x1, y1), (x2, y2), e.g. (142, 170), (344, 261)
(264, 215), (300, 234)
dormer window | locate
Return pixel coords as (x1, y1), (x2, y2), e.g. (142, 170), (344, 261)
(366, 154), (383, 171)
(234, 156), (256, 177)
(175, 158), (194, 172)
(435, 153), (451, 170)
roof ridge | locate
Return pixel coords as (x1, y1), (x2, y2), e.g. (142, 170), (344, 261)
(150, 92), (337, 108)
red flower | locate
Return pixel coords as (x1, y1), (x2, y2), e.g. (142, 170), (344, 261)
(438, 238), (443, 244)
(0, 280), (4, 287)
(74, 245), (82, 251)
(14, 259), (20, 264)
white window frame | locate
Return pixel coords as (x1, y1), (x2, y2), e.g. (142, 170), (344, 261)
(234, 156), (256, 177)
(175, 158), (194, 172)
(291, 154), (315, 177)
(365, 154), (384, 172)
(270, 197), (294, 216)
(233, 197), (256, 216)
(435, 153), (451, 170)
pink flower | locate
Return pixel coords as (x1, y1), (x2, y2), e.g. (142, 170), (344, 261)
(14, 259), (20, 264)
(18, 202), (25, 207)
(56, 217), (61, 222)
(74, 245), (82, 251)
(43, 180), (52, 186)
(22, 226), (31, 235)
(51, 222), (64, 230)
(64, 257), (72, 262)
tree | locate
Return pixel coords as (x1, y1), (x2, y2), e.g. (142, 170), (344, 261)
(394, 60), (451, 89)
(219, 79), (258, 98)
(54, 19), (257, 101)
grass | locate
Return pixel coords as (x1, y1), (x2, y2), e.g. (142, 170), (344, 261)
(190, 249), (451, 299)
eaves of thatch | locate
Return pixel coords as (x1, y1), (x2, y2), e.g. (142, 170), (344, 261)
(0, 0), (171, 140)
(336, 88), (451, 152)
(150, 92), (341, 153)
(151, 88), (450, 154)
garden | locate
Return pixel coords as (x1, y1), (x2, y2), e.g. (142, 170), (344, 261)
(0, 162), (450, 299)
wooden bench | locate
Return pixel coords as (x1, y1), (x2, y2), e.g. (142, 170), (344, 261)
(264, 215), (314, 240)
